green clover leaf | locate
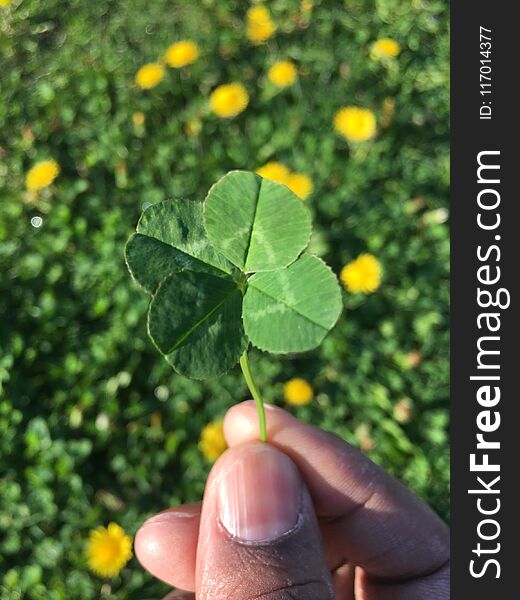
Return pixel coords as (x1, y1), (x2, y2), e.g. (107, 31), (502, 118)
(242, 253), (342, 353)
(125, 199), (235, 294)
(148, 271), (247, 379)
(125, 170), (342, 439)
(203, 170), (312, 273)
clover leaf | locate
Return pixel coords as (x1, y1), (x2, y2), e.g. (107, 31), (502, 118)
(125, 170), (342, 440)
(125, 199), (235, 294)
(243, 253), (342, 353)
(204, 170), (312, 273)
(148, 270), (247, 379)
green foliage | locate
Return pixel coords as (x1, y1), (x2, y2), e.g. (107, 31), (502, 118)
(244, 253), (342, 353)
(128, 171), (341, 378)
(0, 0), (449, 597)
(204, 171), (311, 273)
(148, 270), (247, 378)
(126, 196), (248, 378)
(126, 200), (235, 293)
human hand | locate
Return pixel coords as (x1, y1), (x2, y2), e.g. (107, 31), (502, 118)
(135, 401), (449, 599)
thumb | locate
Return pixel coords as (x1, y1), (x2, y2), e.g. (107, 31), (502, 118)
(196, 441), (334, 600)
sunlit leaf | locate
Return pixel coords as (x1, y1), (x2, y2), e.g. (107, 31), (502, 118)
(243, 253), (342, 353)
(203, 170), (311, 273)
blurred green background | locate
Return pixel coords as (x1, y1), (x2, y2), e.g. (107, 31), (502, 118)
(0, 0), (449, 597)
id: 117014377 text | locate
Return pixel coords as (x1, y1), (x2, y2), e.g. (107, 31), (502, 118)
(480, 26), (492, 120)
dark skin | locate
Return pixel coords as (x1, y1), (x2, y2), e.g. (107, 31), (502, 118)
(135, 401), (450, 599)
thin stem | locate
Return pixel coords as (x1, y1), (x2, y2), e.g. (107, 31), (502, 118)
(239, 349), (267, 442)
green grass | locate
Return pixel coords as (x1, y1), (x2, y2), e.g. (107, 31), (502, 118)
(0, 0), (449, 597)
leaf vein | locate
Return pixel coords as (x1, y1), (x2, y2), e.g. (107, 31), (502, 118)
(165, 286), (237, 354)
(249, 285), (327, 330)
(243, 178), (263, 271)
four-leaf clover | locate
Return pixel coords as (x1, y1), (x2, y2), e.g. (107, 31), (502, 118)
(125, 170), (342, 380)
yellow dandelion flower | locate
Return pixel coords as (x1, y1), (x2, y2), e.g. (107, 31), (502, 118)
(256, 163), (313, 200)
(134, 63), (165, 90)
(25, 160), (60, 191)
(285, 172), (313, 201)
(283, 378), (314, 406)
(247, 5), (276, 44)
(256, 161), (290, 185)
(371, 38), (401, 60)
(340, 253), (382, 294)
(199, 419), (227, 461)
(86, 523), (132, 578)
(268, 61), (298, 88)
(0, 0), (12, 7)
(209, 83), (249, 118)
(301, 0), (314, 12)
(164, 40), (199, 68)
(334, 107), (377, 142)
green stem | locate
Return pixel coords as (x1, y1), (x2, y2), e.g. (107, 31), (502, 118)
(239, 349), (267, 442)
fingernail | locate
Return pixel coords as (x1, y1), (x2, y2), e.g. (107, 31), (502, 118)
(219, 445), (301, 542)
(142, 504), (200, 526)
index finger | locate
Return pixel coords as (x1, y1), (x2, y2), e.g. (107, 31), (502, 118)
(224, 401), (449, 583)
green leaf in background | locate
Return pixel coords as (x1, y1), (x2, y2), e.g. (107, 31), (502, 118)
(148, 271), (247, 378)
(203, 170), (312, 273)
(243, 253), (342, 353)
(125, 200), (234, 293)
